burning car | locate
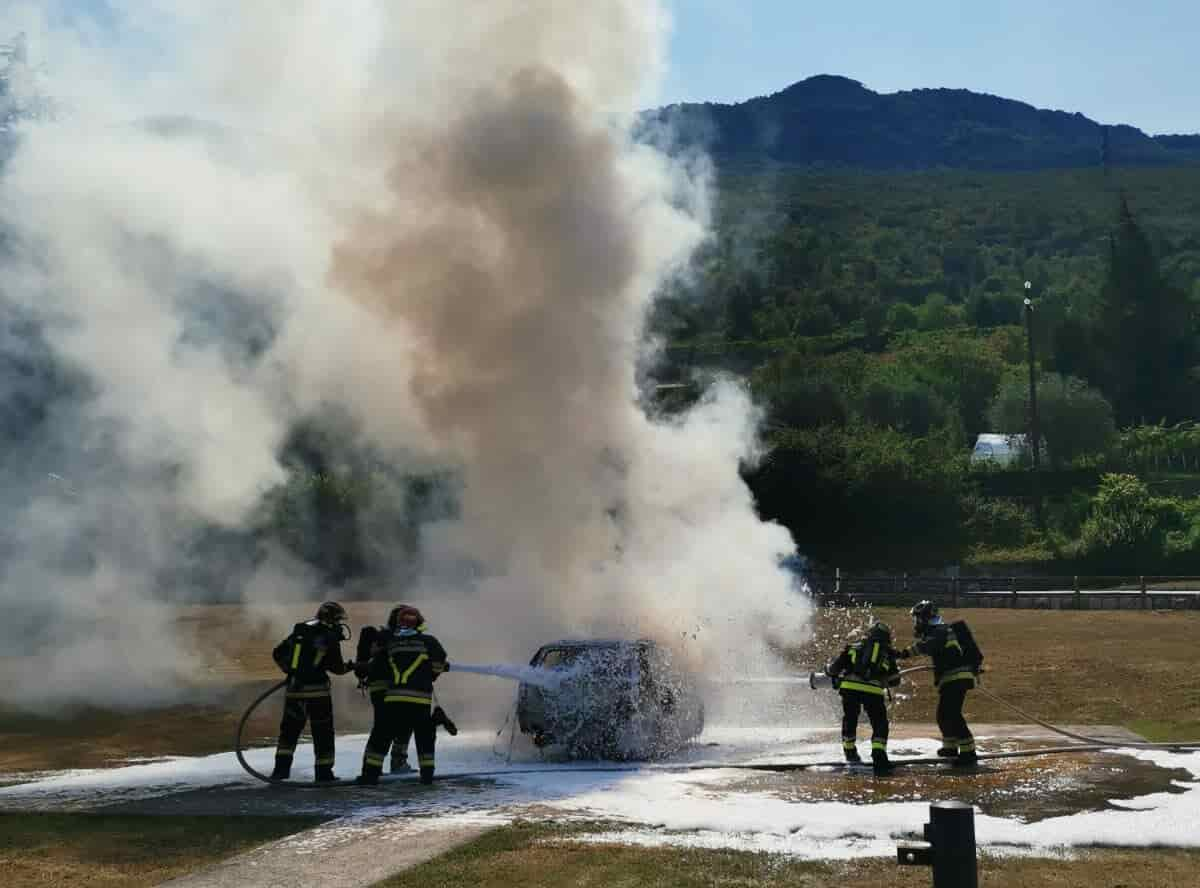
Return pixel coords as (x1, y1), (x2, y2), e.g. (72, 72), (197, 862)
(516, 638), (705, 760)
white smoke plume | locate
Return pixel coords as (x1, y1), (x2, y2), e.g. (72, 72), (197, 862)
(0, 1), (808, 715)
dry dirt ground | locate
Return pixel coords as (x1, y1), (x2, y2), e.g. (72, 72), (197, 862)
(3, 602), (1198, 775)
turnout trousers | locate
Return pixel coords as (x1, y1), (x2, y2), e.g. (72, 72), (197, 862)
(361, 701), (435, 784)
(369, 689), (411, 767)
(274, 694), (335, 778)
(840, 689), (889, 760)
(936, 677), (975, 756)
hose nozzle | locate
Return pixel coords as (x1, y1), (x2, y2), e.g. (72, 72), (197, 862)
(809, 671), (836, 690)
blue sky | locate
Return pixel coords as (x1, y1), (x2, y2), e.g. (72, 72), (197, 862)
(47, 0), (1200, 135)
(664, 0), (1199, 134)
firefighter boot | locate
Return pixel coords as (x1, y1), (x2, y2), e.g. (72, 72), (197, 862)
(956, 737), (979, 766)
(269, 764), (291, 780)
(419, 766), (435, 786)
(390, 753), (412, 774)
(872, 749), (895, 775)
(842, 740), (861, 764)
(432, 706), (458, 736)
(937, 737), (959, 758)
(314, 765), (338, 783)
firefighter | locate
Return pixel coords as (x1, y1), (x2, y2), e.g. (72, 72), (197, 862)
(354, 605), (460, 775)
(354, 612), (409, 773)
(826, 621), (902, 773)
(356, 605), (450, 786)
(897, 600), (984, 765)
(270, 601), (354, 782)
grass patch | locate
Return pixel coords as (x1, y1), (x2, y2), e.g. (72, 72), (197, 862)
(0, 812), (324, 888)
(383, 821), (841, 887)
(379, 822), (1200, 887)
(1127, 719), (1200, 743)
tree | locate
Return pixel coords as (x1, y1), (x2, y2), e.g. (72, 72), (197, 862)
(887, 302), (919, 332)
(857, 370), (951, 436)
(747, 424), (970, 568)
(989, 373), (1115, 468)
(1049, 315), (1093, 379)
(1078, 473), (1183, 569)
(766, 376), (849, 429)
(862, 300), (888, 342)
(894, 332), (1007, 440)
(919, 292), (959, 331)
(1093, 198), (1196, 425)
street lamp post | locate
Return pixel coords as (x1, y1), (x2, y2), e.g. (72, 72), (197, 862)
(1024, 282), (1043, 529)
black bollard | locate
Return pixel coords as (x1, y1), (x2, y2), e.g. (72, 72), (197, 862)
(928, 801), (977, 888)
(897, 801), (978, 888)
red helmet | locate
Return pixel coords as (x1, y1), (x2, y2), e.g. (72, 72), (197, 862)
(388, 604), (425, 631)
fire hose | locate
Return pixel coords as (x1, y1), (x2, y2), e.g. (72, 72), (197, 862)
(233, 678), (455, 788)
(234, 679), (295, 786)
(891, 665), (1200, 751)
(234, 669), (1200, 789)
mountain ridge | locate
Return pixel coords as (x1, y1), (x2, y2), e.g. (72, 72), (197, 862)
(643, 74), (1200, 171)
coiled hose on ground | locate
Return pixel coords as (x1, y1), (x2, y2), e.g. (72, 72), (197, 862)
(234, 670), (1200, 789)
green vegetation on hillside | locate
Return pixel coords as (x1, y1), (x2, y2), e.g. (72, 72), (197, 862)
(652, 164), (1200, 570)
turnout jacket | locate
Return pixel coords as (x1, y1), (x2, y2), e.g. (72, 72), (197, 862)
(354, 625), (392, 695)
(900, 622), (981, 688)
(827, 636), (901, 697)
(370, 627), (449, 706)
(272, 620), (350, 699)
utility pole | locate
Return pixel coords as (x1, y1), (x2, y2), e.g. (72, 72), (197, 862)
(1024, 281), (1043, 530)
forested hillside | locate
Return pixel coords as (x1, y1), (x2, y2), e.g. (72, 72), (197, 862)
(5, 46), (1200, 580)
(645, 74), (1200, 171)
(651, 163), (1200, 571)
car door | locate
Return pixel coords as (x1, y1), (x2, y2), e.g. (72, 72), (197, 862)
(518, 646), (552, 732)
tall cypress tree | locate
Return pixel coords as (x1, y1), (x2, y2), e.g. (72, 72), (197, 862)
(1095, 197), (1194, 425)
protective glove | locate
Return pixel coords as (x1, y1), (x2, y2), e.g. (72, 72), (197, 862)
(432, 706), (458, 736)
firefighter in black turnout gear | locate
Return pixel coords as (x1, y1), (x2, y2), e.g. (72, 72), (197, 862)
(355, 618), (406, 772)
(898, 600), (984, 765)
(354, 605), (459, 774)
(357, 605), (450, 786)
(271, 601), (354, 782)
(826, 621), (902, 774)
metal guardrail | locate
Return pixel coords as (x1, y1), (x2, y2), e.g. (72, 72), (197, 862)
(804, 574), (1200, 610)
